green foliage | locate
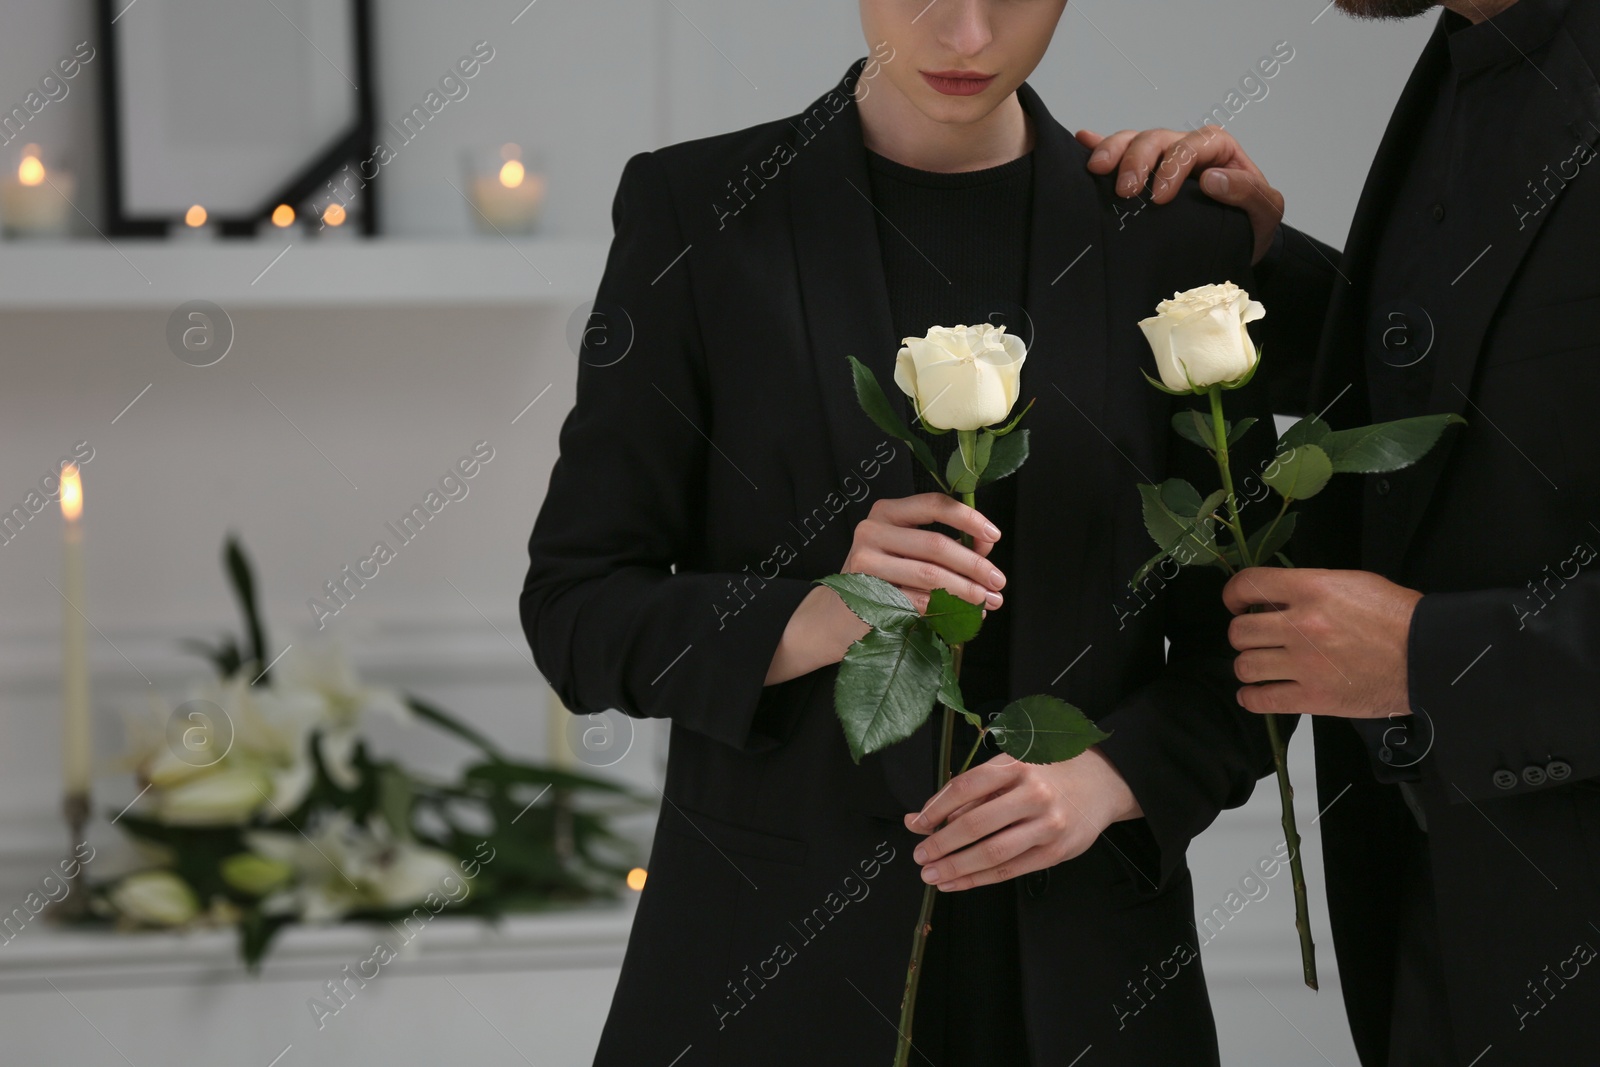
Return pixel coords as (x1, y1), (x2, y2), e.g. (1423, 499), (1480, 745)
(1263, 444), (1334, 501)
(1319, 413), (1467, 473)
(847, 355), (946, 486)
(978, 428), (1029, 486)
(923, 588), (983, 646)
(817, 573), (920, 632)
(833, 625), (946, 762)
(988, 695), (1110, 764)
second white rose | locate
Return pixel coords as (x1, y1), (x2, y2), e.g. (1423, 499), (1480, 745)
(1139, 282), (1265, 392)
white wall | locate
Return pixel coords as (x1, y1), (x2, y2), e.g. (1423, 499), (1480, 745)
(0, 1), (1439, 1063)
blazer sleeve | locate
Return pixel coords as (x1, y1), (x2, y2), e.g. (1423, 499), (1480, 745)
(1249, 223), (1344, 417)
(1093, 202), (1281, 890)
(520, 150), (817, 754)
(1410, 574), (1600, 801)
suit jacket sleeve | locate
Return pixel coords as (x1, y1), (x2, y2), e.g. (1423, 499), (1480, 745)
(520, 150), (817, 754)
(1249, 223), (1343, 417)
(1411, 572), (1600, 800)
(1094, 199), (1283, 889)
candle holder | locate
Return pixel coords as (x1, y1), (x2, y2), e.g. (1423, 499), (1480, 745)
(463, 143), (545, 236)
(1, 143), (74, 239)
(57, 790), (91, 920)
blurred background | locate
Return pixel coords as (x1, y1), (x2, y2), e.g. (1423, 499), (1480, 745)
(0, 1), (1433, 1063)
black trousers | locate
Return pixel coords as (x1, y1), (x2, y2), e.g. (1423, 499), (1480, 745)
(1386, 825), (1459, 1066)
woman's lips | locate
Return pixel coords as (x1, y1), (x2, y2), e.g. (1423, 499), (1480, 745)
(920, 70), (996, 96)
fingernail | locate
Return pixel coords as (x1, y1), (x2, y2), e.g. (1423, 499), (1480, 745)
(922, 866), (940, 883)
(913, 846), (928, 863)
(1090, 149), (1108, 164)
(1205, 171), (1230, 195)
(988, 567), (1004, 586)
(984, 522), (1000, 539)
(986, 591), (1002, 609)
(1117, 174), (1135, 195)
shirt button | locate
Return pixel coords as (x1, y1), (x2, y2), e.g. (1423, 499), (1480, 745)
(1432, 203), (1446, 221)
(1376, 478), (1392, 496)
(1523, 765), (1548, 786)
(1493, 769), (1518, 789)
(1547, 760), (1572, 781)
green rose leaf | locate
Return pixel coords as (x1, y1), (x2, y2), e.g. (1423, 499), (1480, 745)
(924, 587), (983, 646)
(847, 355), (946, 482)
(977, 427), (1029, 485)
(1262, 443), (1334, 501)
(936, 638), (969, 717)
(1246, 511), (1299, 564)
(1227, 417), (1259, 447)
(1277, 415), (1331, 453)
(1173, 409), (1216, 451)
(1138, 478), (1219, 561)
(989, 694), (1110, 764)
(817, 573), (919, 632)
(946, 430), (995, 494)
(1320, 413), (1467, 474)
(834, 625), (944, 762)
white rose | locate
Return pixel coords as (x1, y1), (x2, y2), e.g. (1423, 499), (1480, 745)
(1138, 282), (1265, 392)
(893, 323), (1026, 432)
(109, 870), (199, 926)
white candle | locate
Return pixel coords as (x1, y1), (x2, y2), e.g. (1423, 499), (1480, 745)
(60, 464), (90, 797)
(469, 159), (544, 235)
(1, 150), (73, 238)
(547, 685), (574, 769)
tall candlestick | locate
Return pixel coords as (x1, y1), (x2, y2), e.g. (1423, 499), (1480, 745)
(60, 464), (91, 802)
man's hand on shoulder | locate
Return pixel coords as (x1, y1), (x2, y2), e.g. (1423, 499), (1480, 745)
(1077, 126), (1285, 265)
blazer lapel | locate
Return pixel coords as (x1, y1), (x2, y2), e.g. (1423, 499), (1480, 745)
(1380, 7), (1600, 561)
(1007, 82), (1112, 705)
(1309, 14), (1453, 424)
(790, 60), (925, 812)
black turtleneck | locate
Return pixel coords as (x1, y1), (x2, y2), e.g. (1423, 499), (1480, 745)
(864, 145), (1033, 719)
(865, 143), (1035, 1067)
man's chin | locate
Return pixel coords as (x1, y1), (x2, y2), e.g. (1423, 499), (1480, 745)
(1332, 0), (1438, 19)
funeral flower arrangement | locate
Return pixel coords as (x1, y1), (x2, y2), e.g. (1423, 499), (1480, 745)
(78, 538), (642, 968)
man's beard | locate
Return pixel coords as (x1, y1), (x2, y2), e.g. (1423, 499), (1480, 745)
(1333, 0), (1437, 18)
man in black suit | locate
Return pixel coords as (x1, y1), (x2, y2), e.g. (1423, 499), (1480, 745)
(1089, 0), (1600, 1062)
(520, 3), (1289, 1062)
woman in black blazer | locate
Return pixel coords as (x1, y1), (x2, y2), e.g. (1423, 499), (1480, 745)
(521, 4), (1280, 1063)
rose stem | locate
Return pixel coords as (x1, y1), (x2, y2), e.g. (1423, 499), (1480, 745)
(1207, 385), (1317, 991)
(892, 490), (977, 1067)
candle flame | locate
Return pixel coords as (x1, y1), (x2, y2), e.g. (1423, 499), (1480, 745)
(323, 202), (347, 227)
(271, 203), (296, 227)
(626, 867), (647, 891)
(185, 204), (207, 227)
(60, 464), (82, 521)
(18, 154), (44, 186)
(499, 159), (525, 189)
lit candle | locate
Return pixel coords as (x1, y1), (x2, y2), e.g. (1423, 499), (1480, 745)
(60, 464), (91, 798)
(172, 203), (218, 241)
(1, 146), (73, 238)
(468, 145), (545, 235)
(547, 685), (574, 769)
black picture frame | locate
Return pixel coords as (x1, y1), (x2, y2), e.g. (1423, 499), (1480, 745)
(96, 0), (378, 237)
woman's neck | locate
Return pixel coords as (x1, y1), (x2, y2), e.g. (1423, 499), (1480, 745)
(854, 80), (1033, 173)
